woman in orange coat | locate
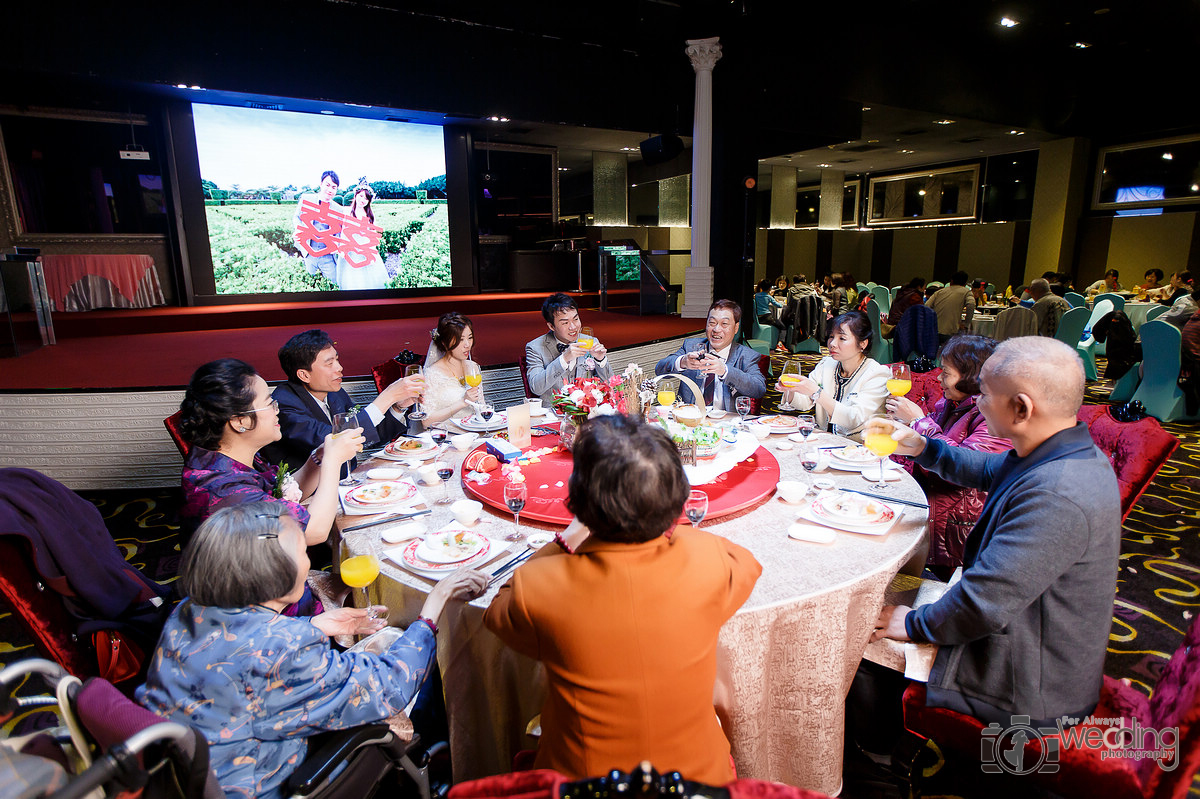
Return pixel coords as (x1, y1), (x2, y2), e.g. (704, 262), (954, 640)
(484, 414), (761, 783)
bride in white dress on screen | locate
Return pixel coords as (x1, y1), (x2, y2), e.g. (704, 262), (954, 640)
(335, 181), (391, 291)
(421, 312), (485, 425)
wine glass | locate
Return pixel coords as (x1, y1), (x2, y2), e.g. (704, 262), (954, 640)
(464, 360), (483, 391)
(331, 411), (362, 486)
(778, 361), (802, 411)
(684, 490), (708, 529)
(799, 444), (820, 473)
(340, 553), (386, 627)
(405, 365), (427, 421)
(657, 376), (680, 409)
(735, 395), (753, 427)
(503, 481), (527, 542)
(435, 461), (454, 505)
(863, 418), (899, 486)
(429, 428), (448, 449)
(887, 363), (912, 398)
(797, 414), (816, 441)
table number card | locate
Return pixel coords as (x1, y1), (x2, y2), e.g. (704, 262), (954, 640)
(507, 401), (532, 449)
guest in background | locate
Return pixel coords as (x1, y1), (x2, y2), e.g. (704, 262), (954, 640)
(139, 502), (486, 799)
(820, 274), (836, 303)
(265, 329), (419, 469)
(885, 277), (927, 329)
(1138, 268), (1165, 293)
(754, 279), (787, 334)
(1160, 284), (1200, 329)
(1028, 278), (1071, 337)
(1151, 270), (1192, 305)
(884, 335), (1012, 574)
(770, 275), (790, 298)
(787, 273), (817, 300)
(484, 414), (761, 784)
(925, 270), (976, 343)
(422, 311), (484, 424)
(1056, 273), (1076, 293)
(525, 293), (614, 404)
(971, 278), (989, 308)
(1085, 268), (1122, 296)
(829, 273), (852, 315)
(178, 358), (359, 545)
(778, 310), (889, 440)
(844, 273), (860, 309)
(655, 299), (766, 411)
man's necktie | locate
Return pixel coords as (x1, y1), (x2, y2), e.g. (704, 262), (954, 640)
(703, 373), (716, 405)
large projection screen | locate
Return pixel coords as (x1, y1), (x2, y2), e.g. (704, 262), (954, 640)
(192, 103), (453, 294)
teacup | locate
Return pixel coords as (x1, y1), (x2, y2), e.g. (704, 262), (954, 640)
(776, 480), (808, 503)
(417, 464), (441, 485)
(450, 432), (479, 451)
(528, 398), (544, 416)
(450, 499), (483, 525)
(747, 422), (771, 441)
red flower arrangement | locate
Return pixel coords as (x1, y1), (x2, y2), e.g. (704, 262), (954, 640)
(551, 375), (628, 425)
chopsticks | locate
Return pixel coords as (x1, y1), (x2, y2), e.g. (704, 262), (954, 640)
(487, 548), (535, 587)
(343, 508), (432, 532)
(839, 488), (929, 509)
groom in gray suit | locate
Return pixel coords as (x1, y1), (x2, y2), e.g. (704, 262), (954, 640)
(524, 293), (615, 403)
(655, 299), (766, 411)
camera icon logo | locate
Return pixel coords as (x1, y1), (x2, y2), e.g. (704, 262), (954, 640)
(980, 716), (1061, 775)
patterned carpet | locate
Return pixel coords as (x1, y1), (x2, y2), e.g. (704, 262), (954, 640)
(1, 352), (1197, 795)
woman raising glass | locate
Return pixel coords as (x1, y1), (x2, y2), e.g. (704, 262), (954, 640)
(776, 310), (890, 440)
(421, 312), (485, 425)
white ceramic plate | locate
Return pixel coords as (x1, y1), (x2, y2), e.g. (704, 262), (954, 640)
(345, 481), (420, 507)
(457, 411), (509, 432)
(416, 529), (488, 563)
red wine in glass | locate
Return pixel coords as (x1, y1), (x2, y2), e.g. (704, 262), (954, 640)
(430, 429), (447, 446)
(480, 405), (494, 422)
(436, 464), (454, 504)
(801, 451), (819, 472)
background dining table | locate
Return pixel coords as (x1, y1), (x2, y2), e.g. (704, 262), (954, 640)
(335, 419), (928, 796)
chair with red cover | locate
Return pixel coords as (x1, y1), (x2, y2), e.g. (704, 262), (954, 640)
(749, 353), (770, 415)
(373, 357), (407, 395)
(1076, 404), (1178, 522)
(896, 366), (944, 416)
(517, 353), (536, 400)
(901, 610), (1200, 798)
(163, 410), (190, 459)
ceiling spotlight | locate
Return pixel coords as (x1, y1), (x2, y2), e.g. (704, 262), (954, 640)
(175, 83), (188, 89)
(486, 115), (510, 122)
(1162, 152), (1174, 160)
(933, 119), (956, 125)
(319, 110), (335, 115)
(861, 106), (872, 111)
(1073, 41), (1092, 49)
(817, 163), (833, 168)
(918, 189), (927, 196)
(999, 16), (1019, 27)
(1008, 130), (1026, 136)
(900, 149), (915, 154)
(1191, 184), (1199, 192)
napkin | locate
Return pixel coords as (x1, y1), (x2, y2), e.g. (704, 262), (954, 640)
(366, 467), (406, 480)
(787, 522), (836, 544)
(902, 569), (958, 682)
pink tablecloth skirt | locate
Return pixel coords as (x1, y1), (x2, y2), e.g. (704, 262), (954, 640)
(38, 254), (165, 311)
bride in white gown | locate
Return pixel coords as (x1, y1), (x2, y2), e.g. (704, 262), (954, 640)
(422, 312), (485, 425)
(335, 182), (391, 291)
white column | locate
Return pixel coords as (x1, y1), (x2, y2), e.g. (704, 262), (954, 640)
(682, 36), (721, 319)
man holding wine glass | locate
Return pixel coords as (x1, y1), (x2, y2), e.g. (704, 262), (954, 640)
(524, 293), (614, 403)
(265, 329), (423, 470)
(654, 299), (766, 411)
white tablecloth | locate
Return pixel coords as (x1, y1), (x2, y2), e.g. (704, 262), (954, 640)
(338, 432), (928, 795)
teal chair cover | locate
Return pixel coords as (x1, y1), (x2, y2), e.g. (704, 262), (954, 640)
(1145, 304), (1169, 323)
(744, 314), (779, 357)
(927, 281), (944, 289)
(1131, 320), (1198, 422)
(1064, 292), (1087, 308)
(856, 282), (870, 295)
(865, 299), (891, 364)
(1082, 298), (1115, 364)
(1109, 366), (1140, 404)
(1092, 292), (1126, 313)
(1054, 307), (1090, 350)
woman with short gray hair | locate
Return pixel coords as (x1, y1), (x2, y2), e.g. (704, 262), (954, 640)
(138, 502), (486, 799)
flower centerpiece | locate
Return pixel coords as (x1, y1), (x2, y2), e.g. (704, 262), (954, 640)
(551, 375), (628, 450)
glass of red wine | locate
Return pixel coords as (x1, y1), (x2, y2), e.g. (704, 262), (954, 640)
(503, 481), (527, 542)
(798, 414), (816, 441)
(430, 428), (448, 448)
(800, 444), (820, 473)
(435, 461), (454, 505)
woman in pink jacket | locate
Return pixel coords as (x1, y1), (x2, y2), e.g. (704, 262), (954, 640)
(885, 335), (1013, 577)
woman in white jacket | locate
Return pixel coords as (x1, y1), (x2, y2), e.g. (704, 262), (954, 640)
(776, 310), (889, 440)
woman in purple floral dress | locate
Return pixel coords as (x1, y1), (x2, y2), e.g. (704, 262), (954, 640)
(178, 358), (361, 545)
(886, 336), (1013, 575)
(138, 503), (486, 799)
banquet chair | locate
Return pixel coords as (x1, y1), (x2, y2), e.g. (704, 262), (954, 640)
(897, 367), (944, 416)
(1064, 291), (1087, 308)
(1076, 404), (1178, 522)
(864, 299), (892, 364)
(1053, 306), (1089, 349)
(743, 313), (779, 358)
(517, 353), (536, 399)
(894, 305), (939, 364)
(1131, 320), (1199, 423)
(1078, 299), (1115, 378)
(993, 306), (1037, 341)
(1145, 304), (1169, 323)
(899, 610), (1200, 799)
(164, 410), (191, 459)
(1093, 292), (1127, 314)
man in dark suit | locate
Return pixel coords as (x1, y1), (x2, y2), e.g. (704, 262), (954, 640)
(262, 329), (420, 468)
(524, 293), (614, 403)
(654, 299), (766, 411)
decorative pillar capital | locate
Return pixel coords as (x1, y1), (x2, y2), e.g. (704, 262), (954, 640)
(685, 37), (722, 73)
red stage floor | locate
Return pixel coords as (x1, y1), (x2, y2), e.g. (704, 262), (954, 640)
(2, 305), (702, 391)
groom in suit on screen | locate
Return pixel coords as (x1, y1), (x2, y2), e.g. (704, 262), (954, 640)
(524, 293), (614, 403)
(655, 299), (766, 410)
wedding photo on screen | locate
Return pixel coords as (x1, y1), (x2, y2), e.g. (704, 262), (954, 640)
(192, 103), (451, 294)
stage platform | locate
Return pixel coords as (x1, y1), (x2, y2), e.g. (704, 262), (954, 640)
(0, 293), (703, 488)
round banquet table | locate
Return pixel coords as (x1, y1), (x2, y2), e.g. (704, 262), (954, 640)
(335, 424), (928, 796)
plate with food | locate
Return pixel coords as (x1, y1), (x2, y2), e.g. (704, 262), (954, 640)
(801, 492), (899, 534)
(379, 437), (438, 460)
(827, 444), (880, 470)
(345, 481), (420, 508)
(457, 411), (509, 432)
(416, 528), (488, 564)
(758, 415), (800, 433)
(388, 534), (496, 576)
